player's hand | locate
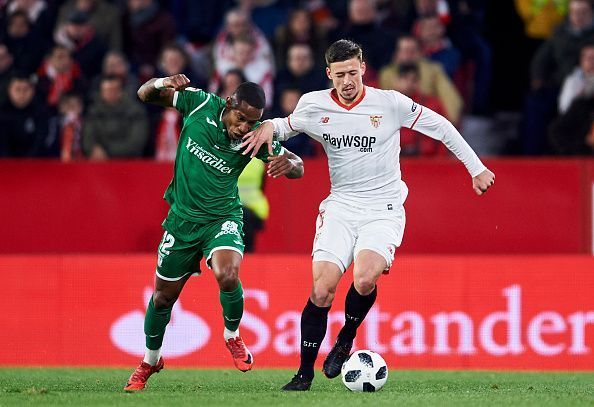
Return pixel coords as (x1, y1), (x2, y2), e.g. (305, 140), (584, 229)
(267, 152), (295, 178)
(241, 121), (274, 158)
(163, 74), (191, 91)
(472, 169), (495, 196)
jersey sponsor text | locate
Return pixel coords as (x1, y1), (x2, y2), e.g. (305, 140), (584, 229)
(322, 133), (376, 152)
(186, 137), (232, 174)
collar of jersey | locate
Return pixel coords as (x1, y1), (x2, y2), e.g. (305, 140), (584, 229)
(330, 86), (367, 111)
(218, 107), (226, 133)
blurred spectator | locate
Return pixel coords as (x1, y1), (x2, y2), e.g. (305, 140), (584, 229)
(0, 44), (16, 106)
(531, 0), (594, 90)
(154, 106), (180, 161)
(212, 8), (274, 104)
(393, 62), (448, 156)
(238, 158), (269, 252)
(2, 10), (48, 74)
(379, 36), (463, 124)
(5, 0), (54, 39)
(211, 33), (274, 108)
(56, 92), (84, 162)
(549, 94), (594, 154)
(240, 0), (289, 39)
(271, 87), (317, 157)
(82, 75), (148, 159)
(57, 0), (123, 51)
(275, 43), (328, 102)
(217, 68), (247, 100)
(402, 0), (492, 115)
(0, 74), (55, 157)
(414, 14), (461, 78)
(300, 0), (348, 29)
(524, 0), (594, 154)
(53, 10), (108, 79)
(170, 0), (231, 44)
(515, 0), (568, 45)
(274, 8), (327, 69)
(122, 0), (176, 80)
(36, 45), (85, 110)
(156, 43), (199, 82)
(90, 50), (139, 101)
(331, 0), (397, 74)
(559, 42), (594, 113)
(153, 44), (196, 161)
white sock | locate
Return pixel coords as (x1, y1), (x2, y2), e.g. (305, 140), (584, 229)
(143, 347), (161, 366)
(224, 327), (239, 341)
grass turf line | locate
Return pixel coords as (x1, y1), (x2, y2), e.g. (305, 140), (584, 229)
(0, 368), (592, 406)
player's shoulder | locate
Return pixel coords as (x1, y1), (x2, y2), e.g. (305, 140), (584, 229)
(365, 86), (401, 101)
(300, 89), (332, 104)
(176, 87), (224, 108)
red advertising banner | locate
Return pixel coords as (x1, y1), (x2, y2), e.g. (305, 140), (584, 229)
(1, 159), (592, 254)
(1, 255), (593, 370)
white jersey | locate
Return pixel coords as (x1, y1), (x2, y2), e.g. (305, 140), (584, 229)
(268, 86), (486, 208)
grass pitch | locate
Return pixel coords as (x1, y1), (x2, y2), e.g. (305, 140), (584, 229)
(0, 368), (592, 406)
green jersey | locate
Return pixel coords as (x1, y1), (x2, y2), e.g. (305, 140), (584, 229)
(164, 88), (283, 223)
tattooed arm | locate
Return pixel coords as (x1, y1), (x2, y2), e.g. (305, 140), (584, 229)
(137, 74), (191, 107)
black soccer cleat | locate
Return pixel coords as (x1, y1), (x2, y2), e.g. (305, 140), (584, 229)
(323, 338), (353, 378)
(281, 374), (312, 391)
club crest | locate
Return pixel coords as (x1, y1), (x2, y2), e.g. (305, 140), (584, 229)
(370, 115), (382, 128)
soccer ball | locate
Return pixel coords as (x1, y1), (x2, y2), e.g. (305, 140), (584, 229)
(341, 350), (388, 392)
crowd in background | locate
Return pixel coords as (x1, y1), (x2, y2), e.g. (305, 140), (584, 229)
(1, 0), (594, 160)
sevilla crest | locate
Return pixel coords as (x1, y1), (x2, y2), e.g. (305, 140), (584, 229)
(370, 115), (382, 128)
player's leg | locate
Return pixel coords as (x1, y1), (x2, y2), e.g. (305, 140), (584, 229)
(203, 217), (252, 371)
(282, 260), (343, 391)
(124, 275), (192, 391)
(322, 250), (384, 379)
(209, 249), (254, 371)
(323, 207), (405, 378)
(125, 226), (201, 391)
(283, 200), (355, 390)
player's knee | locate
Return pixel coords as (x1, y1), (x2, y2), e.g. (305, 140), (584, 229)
(354, 275), (377, 296)
(311, 285), (336, 307)
(215, 264), (240, 291)
(152, 290), (177, 309)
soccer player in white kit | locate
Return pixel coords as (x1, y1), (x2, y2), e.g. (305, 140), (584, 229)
(242, 40), (495, 391)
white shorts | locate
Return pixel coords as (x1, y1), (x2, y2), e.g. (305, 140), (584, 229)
(311, 197), (406, 272)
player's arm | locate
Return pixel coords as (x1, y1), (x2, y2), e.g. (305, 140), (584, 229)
(241, 95), (309, 157)
(396, 93), (495, 195)
(137, 74), (190, 107)
(266, 149), (304, 179)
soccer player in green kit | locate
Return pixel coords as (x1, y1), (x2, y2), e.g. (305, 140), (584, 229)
(124, 74), (304, 391)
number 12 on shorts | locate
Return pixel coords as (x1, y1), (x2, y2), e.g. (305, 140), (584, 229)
(158, 231), (175, 256)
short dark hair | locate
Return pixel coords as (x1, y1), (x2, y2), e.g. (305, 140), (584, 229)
(398, 62), (420, 77)
(231, 81), (266, 109)
(325, 39), (363, 66)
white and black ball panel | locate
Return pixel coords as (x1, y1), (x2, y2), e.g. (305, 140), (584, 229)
(341, 350), (388, 392)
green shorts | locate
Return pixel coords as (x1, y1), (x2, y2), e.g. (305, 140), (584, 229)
(155, 210), (245, 281)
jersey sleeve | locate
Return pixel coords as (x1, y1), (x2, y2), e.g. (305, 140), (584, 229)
(173, 88), (211, 117)
(392, 90), (424, 129)
(255, 137), (284, 162)
(266, 93), (311, 141)
(392, 90), (486, 177)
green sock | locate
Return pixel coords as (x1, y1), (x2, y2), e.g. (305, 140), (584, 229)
(219, 281), (244, 331)
(144, 296), (172, 350)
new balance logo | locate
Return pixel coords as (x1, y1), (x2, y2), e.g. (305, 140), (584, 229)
(206, 117), (217, 127)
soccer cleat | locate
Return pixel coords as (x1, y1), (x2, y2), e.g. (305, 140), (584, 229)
(323, 338), (353, 378)
(225, 336), (253, 372)
(281, 374), (312, 391)
(123, 357), (164, 391)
